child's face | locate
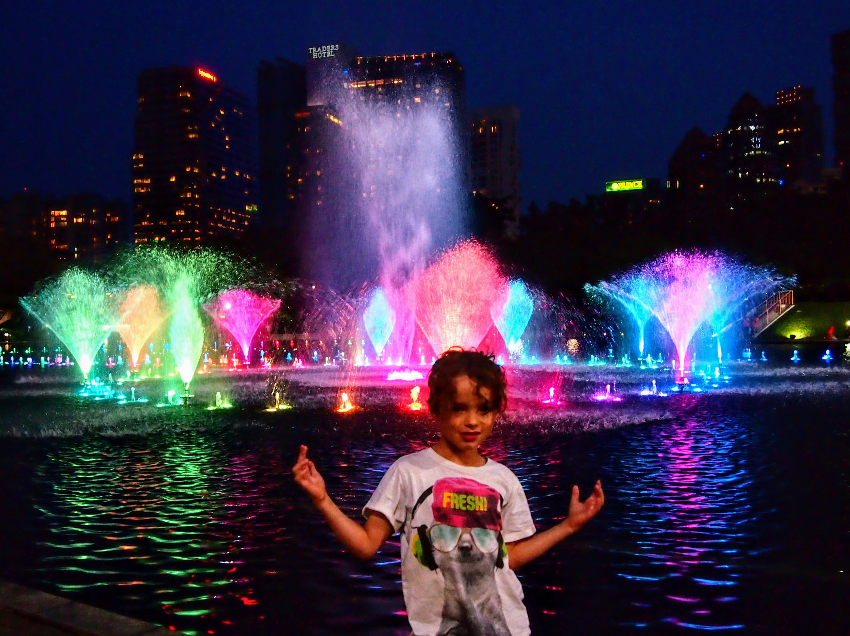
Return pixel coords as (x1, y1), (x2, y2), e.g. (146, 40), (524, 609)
(435, 375), (497, 454)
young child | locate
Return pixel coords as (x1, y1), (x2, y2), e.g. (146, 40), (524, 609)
(292, 349), (604, 636)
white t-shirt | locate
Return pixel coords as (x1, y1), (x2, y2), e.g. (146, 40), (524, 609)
(364, 448), (537, 636)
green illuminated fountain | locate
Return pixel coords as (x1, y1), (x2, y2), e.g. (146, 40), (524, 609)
(168, 276), (205, 393)
(20, 268), (123, 381)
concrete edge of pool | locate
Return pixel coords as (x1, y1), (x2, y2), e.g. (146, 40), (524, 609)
(0, 580), (181, 636)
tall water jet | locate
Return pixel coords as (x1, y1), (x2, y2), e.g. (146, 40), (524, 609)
(362, 287), (396, 358)
(305, 56), (466, 364)
(116, 285), (164, 367)
(203, 289), (281, 363)
(635, 251), (719, 374)
(706, 258), (794, 363)
(20, 268), (122, 380)
(585, 275), (654, 357)
(407, 241), (504, 356)
(169, 276), (204, 389)
(491, 279), (534, 355)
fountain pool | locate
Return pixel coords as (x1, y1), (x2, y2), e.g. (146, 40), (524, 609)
(0, 364), (847, 635)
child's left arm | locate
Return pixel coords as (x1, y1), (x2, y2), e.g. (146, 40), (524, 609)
(505, 480), (604, 571)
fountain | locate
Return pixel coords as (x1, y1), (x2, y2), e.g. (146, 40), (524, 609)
(406, 241), (505, 356)
(585, 274), (654, 357)
(362, 287), (396, 358)
(491, 279), (534, 357)
(168, 276), (204, 395)
(116, 285), (164, 368)
(20, 268), (123, 381)
(203, 289), (281, 364)
(705, 257), (793, 364)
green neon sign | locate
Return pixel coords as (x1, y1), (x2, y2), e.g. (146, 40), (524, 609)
(606, 179), (645, 192)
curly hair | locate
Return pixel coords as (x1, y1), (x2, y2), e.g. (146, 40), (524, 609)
(427, 348), (507, 416)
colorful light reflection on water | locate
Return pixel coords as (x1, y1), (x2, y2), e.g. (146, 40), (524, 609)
(0, 379), (848, 635)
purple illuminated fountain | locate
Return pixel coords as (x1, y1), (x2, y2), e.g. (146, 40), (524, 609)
(203, 290), (281, 364)
(634, 251), (718, 377)
(591, 250), (794, 377)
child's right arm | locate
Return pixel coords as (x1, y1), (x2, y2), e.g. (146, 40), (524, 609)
(292, 445), (394, 560)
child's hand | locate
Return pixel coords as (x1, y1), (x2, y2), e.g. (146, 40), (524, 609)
(292, 445), (328, 505)
(565, 480), (604, 531)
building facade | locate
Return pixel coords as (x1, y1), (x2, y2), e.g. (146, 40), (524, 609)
(832, 29), (850, 177)
(256, 58), (307, 236)
(719, 93), (779, 204)
(470, 105), (520, 237)
(668, 126), (722, 214)
(132, 67), (257, 246)
(769, 86), (824, 186)
(45, 194), (128, 262)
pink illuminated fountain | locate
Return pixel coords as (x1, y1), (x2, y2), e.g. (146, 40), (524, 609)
(636, 251), (719, 379)
(407, 242), (505, 356)
(203, 290), (281, 364)
(116, 286), (164, 368)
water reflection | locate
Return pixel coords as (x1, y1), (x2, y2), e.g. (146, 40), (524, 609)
(0, 389), (845, 635)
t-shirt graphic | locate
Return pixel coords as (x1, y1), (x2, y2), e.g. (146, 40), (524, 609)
(411, 477), (511, 636)
(364, 448), (536, 636)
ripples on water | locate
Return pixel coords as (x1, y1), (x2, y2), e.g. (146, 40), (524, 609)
(0, 368), (848, 635)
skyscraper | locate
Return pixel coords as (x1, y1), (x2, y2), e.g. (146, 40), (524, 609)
(256, 58), (307, 236)
(769, 86), (824, 185)
(132, 66), (257, 246)
(668, 126), (722, 214)
(832, 29), (850, 177)
(470, 105), (521, 236)
(720, 93), (778, 204)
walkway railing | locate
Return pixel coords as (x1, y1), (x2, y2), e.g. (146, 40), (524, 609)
(751, 290), (794, 337)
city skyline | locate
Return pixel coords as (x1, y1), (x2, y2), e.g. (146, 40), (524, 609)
(1, 1), (849, 208)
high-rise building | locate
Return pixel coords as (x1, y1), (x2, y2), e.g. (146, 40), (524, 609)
(256, 58), (307, 236)
(45, 194), (129, 262)
(470, 105), (520, 236)
(832, 29), (850, 177)
(768, 86), (824, 185)
(132, 66), (257, 246)
(720, 93), (778, 204)
(668, 126), (722, 214)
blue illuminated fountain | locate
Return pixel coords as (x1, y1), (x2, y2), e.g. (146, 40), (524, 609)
(706, 257), (793, 364)
(585, 275), (654, 358)
(491, 279), (535, 357)
(363, 287), (396, 358)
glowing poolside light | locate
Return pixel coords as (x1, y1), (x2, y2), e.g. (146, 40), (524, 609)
(337, 392), (355, 413)
(541, 386), (563, 406)
(387, 369), (424, 381)
(408, 386), (423, 411)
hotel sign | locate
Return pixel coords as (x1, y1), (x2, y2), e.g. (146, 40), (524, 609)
(309, 44), (339, 59)
(606, 179), (645, 192)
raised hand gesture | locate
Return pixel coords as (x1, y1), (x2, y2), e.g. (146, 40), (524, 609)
(292, 445), (328, 505)
(566, 480), (605, 531)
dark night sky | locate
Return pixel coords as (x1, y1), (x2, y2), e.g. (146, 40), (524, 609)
(2, 1), (849, 209)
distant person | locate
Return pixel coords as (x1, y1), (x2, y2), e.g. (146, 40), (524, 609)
(293, 349), (605, 636)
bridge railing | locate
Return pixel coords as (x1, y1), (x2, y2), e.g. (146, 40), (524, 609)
(751, 290), (794, 337)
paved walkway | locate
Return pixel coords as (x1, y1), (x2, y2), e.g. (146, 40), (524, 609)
(0, 581), (176, 636)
